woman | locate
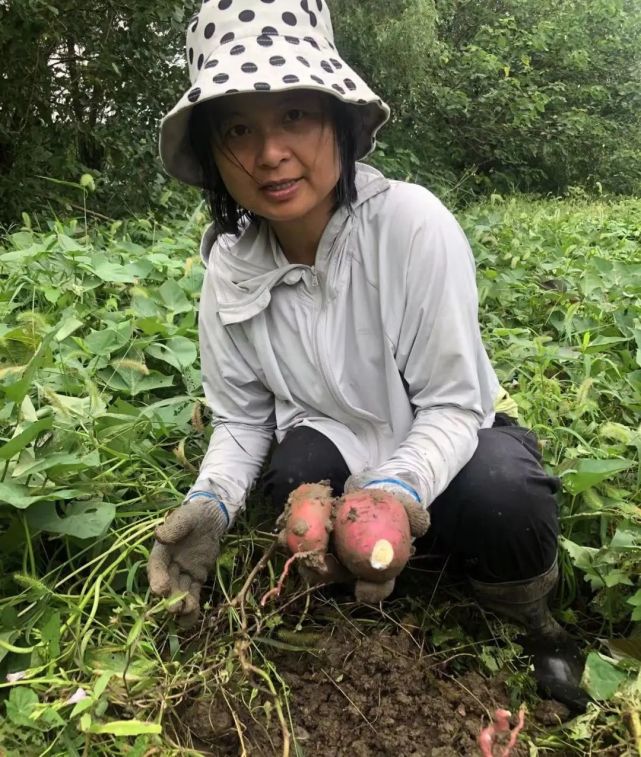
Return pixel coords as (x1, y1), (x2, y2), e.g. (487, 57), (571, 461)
(147, 0), (586, 710)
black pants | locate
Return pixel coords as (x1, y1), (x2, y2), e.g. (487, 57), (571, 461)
(261, 417), (560, 584)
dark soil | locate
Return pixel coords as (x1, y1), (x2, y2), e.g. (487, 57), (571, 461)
(182, 625), (575, 756)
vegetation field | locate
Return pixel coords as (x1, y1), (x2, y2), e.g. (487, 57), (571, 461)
(0, 194), (640, 755)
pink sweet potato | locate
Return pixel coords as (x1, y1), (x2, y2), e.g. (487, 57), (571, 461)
(332, 490), (411, 582)
(283, 482), (333, 555)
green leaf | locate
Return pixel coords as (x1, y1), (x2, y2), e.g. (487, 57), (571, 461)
(86, 720), (162, 736)
(0, 417), (53, 460)
(4, 330), (56, 404)
(158, 280), (192, 313)
(15, 450), (101, 478)
(581, 651), (627, 700)
(562, 458), (634, 495)
(145, 336), (197, 370)
(0, 483), (89, 509)
(0, 481), (41, 509)
(6, 687), (40, 728)
(26, 500), (116, 538)
(85, 321), (133, 356)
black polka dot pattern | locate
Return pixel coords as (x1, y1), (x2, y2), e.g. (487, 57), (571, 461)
(179, 0), (385, 139)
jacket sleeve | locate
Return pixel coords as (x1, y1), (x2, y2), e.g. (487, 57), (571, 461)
(187, 266), (276, 525)
(347, 193), (496, 507)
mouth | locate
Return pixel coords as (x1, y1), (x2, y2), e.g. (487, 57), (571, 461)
(260, 178), (301, 191)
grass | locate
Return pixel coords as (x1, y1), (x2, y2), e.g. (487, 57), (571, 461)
(0, 193), (640, 755)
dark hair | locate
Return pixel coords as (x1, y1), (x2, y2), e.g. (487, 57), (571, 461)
(188, 94), (358, 237)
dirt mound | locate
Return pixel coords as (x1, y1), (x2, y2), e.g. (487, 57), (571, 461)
(183, 625), (564, 756)
(270, 627), (528, 757)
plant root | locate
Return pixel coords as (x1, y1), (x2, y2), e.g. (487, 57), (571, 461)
(259, 551), (316, 607)
(478, 706), (526, 757)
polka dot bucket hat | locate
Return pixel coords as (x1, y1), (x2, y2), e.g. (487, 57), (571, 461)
(159, 0), (391, 187)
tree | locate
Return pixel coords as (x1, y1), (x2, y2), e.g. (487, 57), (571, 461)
(0, 0), (193, 223)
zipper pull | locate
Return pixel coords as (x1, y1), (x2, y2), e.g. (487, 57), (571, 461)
(310, 265), (319, 287)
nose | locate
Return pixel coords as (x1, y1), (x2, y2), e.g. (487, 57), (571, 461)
(256, 127), (292, 168)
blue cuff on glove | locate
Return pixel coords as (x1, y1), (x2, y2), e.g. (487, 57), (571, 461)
(362, 478), (421, 504)
(184, 491), (230, 526)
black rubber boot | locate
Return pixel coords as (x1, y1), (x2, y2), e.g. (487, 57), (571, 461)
(470, 560), (590, 712)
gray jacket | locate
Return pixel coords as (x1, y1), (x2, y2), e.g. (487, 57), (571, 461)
(190, 163), (500, 523)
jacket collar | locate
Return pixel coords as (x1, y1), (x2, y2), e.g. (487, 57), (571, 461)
(201, 163), (389, 325)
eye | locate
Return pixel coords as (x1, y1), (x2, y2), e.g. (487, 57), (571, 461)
(225, 123), (250, 139)
(284, 108), (306, 123)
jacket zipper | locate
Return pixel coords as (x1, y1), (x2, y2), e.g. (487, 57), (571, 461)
(309, 235), (381, 463)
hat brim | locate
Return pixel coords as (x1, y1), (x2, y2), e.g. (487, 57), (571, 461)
(159, 33), (390, 188)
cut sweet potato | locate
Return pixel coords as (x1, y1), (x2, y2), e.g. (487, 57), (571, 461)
(333, 490), (412, 582)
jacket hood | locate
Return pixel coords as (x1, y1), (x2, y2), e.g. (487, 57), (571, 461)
(200, 163), (390, 325)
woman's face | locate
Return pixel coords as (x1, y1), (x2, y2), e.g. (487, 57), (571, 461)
(210, 90), (340, 228)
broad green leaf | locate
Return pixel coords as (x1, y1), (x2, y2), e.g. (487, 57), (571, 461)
(85, 321), (133, 356)
(0, 481), (41, 509)
(55, 317), (84, 342)
(26, 499), (116, 538)
(559, 537), (598, 572)
(0, 483), (88, 509)
(562, 458), (634, 495)
(582, 652), (627, 700)
(90, 256), (139, 283)
(146, 336), (197, 370)
(5, 687), (40, 728)
(4, 330), (56, 404)
(99, 368), (174, 396)
(158, 280), (192, 313)
(0, 417), (53, 460)
(15, 450), (101, 478)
